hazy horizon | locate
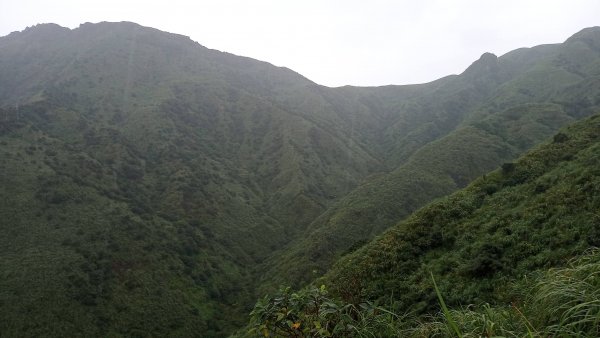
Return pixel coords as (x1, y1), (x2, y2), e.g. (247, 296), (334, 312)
(1, 0), (599, 87)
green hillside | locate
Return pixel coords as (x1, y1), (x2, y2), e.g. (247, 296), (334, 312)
(1, 22), (600, 337)
(246, 112), (600, 337)
(325, 111), (600, 316)
(0, 22), (386, 336)
(259, 27), (600, 291)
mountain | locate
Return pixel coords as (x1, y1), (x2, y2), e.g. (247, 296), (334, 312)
(258, 27), (600, 290)
(244, 111), (600, 337)
(322, 111), (600, 318)
(0, 22), (599, 337)
(0, 21), (397, 336)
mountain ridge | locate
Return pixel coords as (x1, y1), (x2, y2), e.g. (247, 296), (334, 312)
(323, 111), (600, 314)
(258, 26), (600, 292)
(1, 22), (600, 337)
(245, 112), (600, 337)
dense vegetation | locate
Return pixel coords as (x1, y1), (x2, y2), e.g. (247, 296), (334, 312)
(246, 249), (600, 337)
(245, 112), (600, 336)
(322, 112), (600, 324)
(260, 26), (600, 291)
(0, 22), (599, 337)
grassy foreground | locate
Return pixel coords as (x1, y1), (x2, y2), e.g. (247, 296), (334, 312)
(243, 248), (600, 337)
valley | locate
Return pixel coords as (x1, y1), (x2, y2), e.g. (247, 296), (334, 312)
(0, 22), (599, 337)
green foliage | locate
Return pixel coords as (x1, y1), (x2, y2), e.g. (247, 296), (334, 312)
(1, 22), (600, 337)
(431, 272), (463, 338)
(417, 249), (600, 337)
(247, 250), (600, 337)
(324, 112), (600, 320)
(263, 38), (600, 291)
(246, 285), (406, 337)
(0, 22), (385, 337)
(523, 249), (600, 336)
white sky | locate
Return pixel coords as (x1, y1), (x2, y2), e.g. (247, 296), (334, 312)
(1, 0), (599, 87)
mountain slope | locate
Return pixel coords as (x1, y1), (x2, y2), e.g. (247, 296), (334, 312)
(1, 22), (600, 337)
(259, 28), (600, 290)
(323, 112), (600, 314)
(0, 22), (387, 336)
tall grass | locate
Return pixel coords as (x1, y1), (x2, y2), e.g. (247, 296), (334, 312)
(430, 271), (463, 338)
(245, 249), (600, 337)
(417, 249), (600, 337)
(524, 248), (600, 337)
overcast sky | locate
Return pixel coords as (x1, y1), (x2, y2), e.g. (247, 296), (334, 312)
(1, 0), (599, 87)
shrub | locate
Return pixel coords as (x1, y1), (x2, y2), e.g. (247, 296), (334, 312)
(248, 285), (407, 337)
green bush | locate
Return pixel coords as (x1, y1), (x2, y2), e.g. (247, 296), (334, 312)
(246, 249), (600, 337)
(247, 285), (407, 337)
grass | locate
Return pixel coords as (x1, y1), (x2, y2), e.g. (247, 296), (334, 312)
(246, 249), (600, 337)
(431, 271), (463, 338)
(420, 249), (600, 337)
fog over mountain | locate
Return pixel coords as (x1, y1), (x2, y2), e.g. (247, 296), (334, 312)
(1, 22), (600, 337)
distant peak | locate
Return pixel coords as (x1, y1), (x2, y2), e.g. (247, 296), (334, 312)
(75, 21), (144, 33)
(565, 26), (600, 51)
(23, 23), (69, 33)
(479, 52), (498, 62)
(78, 21), (142, 29)
(5, 23), (71, 39)
(71, 21), (196, 45)
(567, 26), (600, 39)
(463, 52), (499, 77)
